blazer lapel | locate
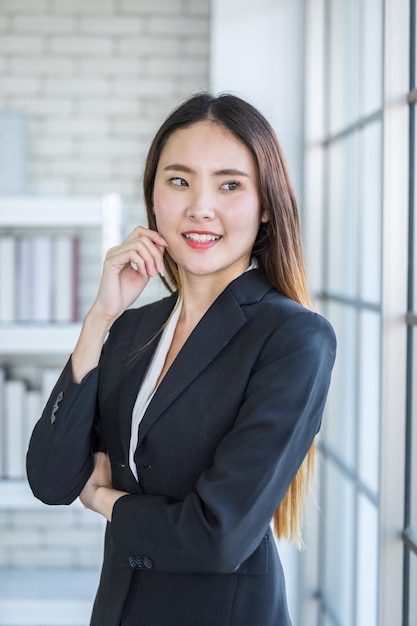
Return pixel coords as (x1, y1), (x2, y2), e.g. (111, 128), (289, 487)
(136, 285), (249, 448)
(117, 293), (178, 457)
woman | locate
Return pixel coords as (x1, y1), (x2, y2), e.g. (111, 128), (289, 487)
(27, 92), (336, 626)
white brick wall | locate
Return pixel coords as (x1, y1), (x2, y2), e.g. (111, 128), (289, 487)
(0, 0), (210, 569)
(0, 0), (210, 214)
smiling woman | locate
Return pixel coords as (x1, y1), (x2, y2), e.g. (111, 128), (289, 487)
(26, 92), (336, 626)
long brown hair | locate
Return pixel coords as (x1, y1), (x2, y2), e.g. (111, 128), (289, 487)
(143, 92), (314, 544)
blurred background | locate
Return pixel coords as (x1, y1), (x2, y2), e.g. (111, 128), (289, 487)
(0, 0), (415, 625)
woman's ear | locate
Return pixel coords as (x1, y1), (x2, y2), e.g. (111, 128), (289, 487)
(261, 209), (269, 223)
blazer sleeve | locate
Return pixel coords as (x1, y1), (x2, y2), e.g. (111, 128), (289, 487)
(26, 359), (100, 505)
(110, 310), (336, 574)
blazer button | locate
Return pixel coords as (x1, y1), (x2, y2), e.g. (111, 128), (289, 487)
(128, 555), (153, 569)
(128, 556), (136, 568)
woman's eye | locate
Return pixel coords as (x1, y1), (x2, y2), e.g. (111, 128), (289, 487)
(170, 177), (188, 187)
(221, 181), (239, 191)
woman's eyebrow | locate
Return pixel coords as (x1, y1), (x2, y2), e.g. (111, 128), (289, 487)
(163, 164), (249, 177)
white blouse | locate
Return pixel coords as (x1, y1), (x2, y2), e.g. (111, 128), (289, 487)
(129, 299), (182, 480)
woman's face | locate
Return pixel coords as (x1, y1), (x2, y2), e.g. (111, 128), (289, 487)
(153, 120), (267, 287)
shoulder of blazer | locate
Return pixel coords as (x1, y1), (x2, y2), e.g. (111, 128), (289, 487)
(228, 270), (336, 350)
(228, 269), (308, 319)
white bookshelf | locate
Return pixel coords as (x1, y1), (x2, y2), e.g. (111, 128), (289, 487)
(0, 194), (123, 504)
(0, 324), (83, 355)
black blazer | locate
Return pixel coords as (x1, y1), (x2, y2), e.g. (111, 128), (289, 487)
(27, 270), (336, 626)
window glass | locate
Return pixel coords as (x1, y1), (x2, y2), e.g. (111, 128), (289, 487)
(356, 495), (379, 626)
(359, 0), (383, 116)
(358, 311), (381, 495)
(411, 329), (417, 531)
(304, 146), (324, 294)
(322, 302), (356, 469)
(409, 553), (417, 625)
(327, 135), (356, 297)
(323, 462), (355, 625)
(328, 0), (356, 134)
(359, 121), (382, 304)
(414, 3), (417, 90)
(414, 105), (417, 310)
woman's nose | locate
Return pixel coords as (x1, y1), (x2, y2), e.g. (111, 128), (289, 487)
(186, 190), (215, 220)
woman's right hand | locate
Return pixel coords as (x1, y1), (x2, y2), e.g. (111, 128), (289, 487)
(90, 226), (168, 325)
(71, 227), (167, 383)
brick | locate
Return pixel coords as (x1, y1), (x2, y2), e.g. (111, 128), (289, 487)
(117, 35), (181, 56)
(0, 529), (41, 548)
(52, 0), (115, 13)
(2, 76), (40, 94)
(72, 178), (139, 196)
(141, 97), (179, 120)
(0, 0), (48, 12)
(112, 77), (176, 97)
(31, 137), (75, 156)
(78, 98), (139, 115)
(185, 0), (210, 15)
(42, 528), (103, 547)
(111, 118), (157, 136)
(76, 137), (142, 157)
(121, 0), (183, 13)
(12, 547), (74, 567)
(77, 549), (103, 567)
(148, 15), (208, 36)
(0, 512), (11, 526)
(11, 56), (74, 75)
(148, 57), (208, 78)
(8, 97), (73, 115)
(0, 57), (9, 73)
(44, 77), (109, 96)
(42, 116), (109, 135)
(29, 178), (71, 194)
(13, 15), (76, 33)
(75, 508), (106, 529)
(177, 78), (210, 96)
(2, 35), (45, 54)
(78, 57), (142, 76)
(42, 159), (113, 178)
(80, 16), (143, 34)
(182, 36), (210, 56)
(49, 36), (113, 56)
(113, 158), (144, 176)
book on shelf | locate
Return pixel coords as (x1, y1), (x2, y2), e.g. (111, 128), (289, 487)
(0, 368), (4, 477)
(0, 236), (16, 323)
(0, 233), (79, 325)
(24, 389), (41, 454)
(3, 379), (26, 479)
(17, 236), (33, 323)
(32, 235), (53, 323)
(52, 235), (79, 323)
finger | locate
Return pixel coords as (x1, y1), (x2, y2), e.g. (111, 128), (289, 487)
(132, 236), (166, 276)
(104, 235), (165, 279)
(125, 226), (167, 249)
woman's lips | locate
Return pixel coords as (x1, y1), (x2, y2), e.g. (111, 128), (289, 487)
(182, 231), (222, 249)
